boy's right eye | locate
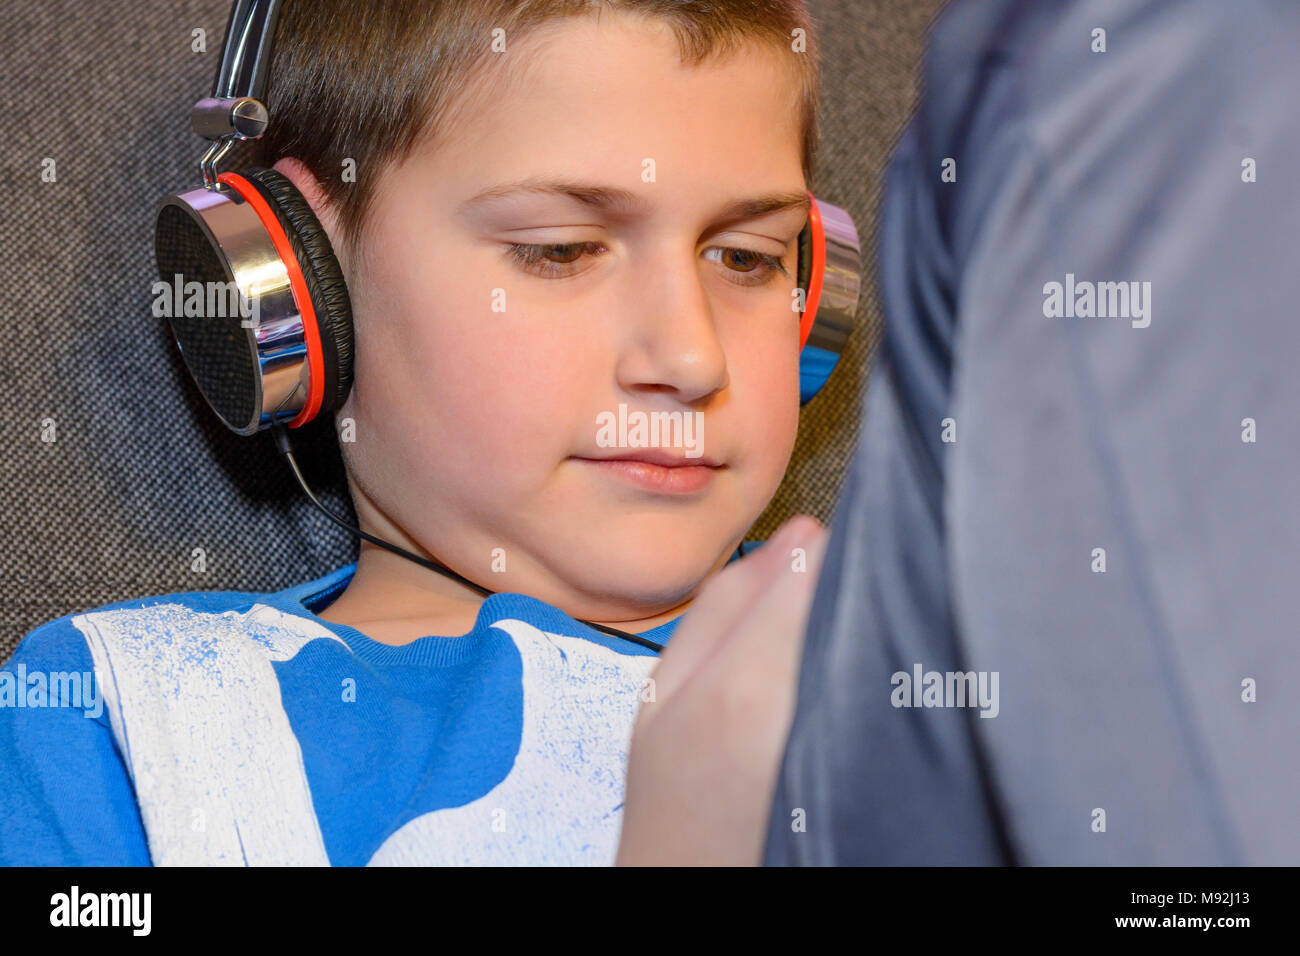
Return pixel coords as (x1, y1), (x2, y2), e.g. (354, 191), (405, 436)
(505, 241), (607, 279)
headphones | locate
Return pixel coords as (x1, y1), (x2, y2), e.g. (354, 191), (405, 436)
(156, 0), (861, 436)
(153, 0), (862, 650)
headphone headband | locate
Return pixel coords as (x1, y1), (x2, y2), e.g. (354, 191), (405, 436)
(213, 0), (284, 102)
(188, 0), (282, 155)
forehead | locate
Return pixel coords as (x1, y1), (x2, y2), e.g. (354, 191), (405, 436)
(406, 10), (806, 201)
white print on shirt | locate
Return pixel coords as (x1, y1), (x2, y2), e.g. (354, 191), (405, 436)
(368, 620), (656, 866)
(74, 603), (346, 865)
(73, 601), (655, 865)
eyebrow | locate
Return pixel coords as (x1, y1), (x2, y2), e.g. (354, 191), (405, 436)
(456, 176), (811, 224)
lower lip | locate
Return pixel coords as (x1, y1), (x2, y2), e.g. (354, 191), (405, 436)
(575, 458), (719, 494)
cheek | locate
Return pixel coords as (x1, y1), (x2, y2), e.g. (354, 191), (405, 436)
(762, 351), (803, 478)
(364, 259), (595, 481)
(727, 316), (803, 458)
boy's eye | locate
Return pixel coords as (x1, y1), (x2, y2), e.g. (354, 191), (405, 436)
(503, 241), (791, 287)
(505, 241), (605, 278)
(701, 247), (790, 287)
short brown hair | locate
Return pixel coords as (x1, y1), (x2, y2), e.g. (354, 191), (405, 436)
(250, 0), (821, 259)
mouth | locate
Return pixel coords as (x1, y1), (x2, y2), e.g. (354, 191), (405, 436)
(571, 452), (723, 495)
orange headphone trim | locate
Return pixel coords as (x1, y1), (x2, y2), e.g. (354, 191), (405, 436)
(217, 170), (327, 427)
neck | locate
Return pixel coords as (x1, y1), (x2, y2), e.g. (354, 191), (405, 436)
(317, 537), (696, 646)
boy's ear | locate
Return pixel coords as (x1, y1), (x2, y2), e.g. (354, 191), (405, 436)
(271, 156), (347, 269)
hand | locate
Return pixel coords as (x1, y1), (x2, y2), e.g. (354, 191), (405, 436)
(615, 515), (830, 866)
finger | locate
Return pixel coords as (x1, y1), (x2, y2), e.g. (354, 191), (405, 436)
(627, 524), (830, 866)
(693, 522), (829, 731)
(646, 515), (824, 707)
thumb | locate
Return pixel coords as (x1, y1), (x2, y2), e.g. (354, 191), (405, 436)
(644, 515), (824, 708)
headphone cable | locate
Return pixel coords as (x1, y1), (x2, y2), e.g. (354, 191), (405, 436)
(269, 423), (680, 652)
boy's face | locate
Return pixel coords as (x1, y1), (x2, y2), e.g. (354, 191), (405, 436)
(294, 12), (808, 622)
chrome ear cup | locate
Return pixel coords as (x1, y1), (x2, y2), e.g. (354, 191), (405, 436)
(154, 167), (352, 435)
(797, 195), (861, 404)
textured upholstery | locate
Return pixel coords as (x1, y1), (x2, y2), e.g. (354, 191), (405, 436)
(0, 0), (945, 656)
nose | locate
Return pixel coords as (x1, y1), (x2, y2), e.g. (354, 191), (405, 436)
(613, 243), (729, 405)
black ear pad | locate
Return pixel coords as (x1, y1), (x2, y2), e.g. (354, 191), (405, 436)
(240, 166), (355, 417)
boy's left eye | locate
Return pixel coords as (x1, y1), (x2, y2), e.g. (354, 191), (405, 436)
(504, 241), (790, 287)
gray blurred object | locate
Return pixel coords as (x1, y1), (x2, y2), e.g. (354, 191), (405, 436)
(0, 0), (944, 656)
(767, 0), (1300, 865)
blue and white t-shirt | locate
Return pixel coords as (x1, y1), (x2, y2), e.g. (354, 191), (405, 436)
(0, 562), (684, 866)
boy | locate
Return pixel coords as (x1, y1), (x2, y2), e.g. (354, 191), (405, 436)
(1, 0), (825, 865)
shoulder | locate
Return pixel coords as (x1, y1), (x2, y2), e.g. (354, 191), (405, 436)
(6, 586), (244, 672)
(13, 586), (246, 655)
(10, 584), (347, 677)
